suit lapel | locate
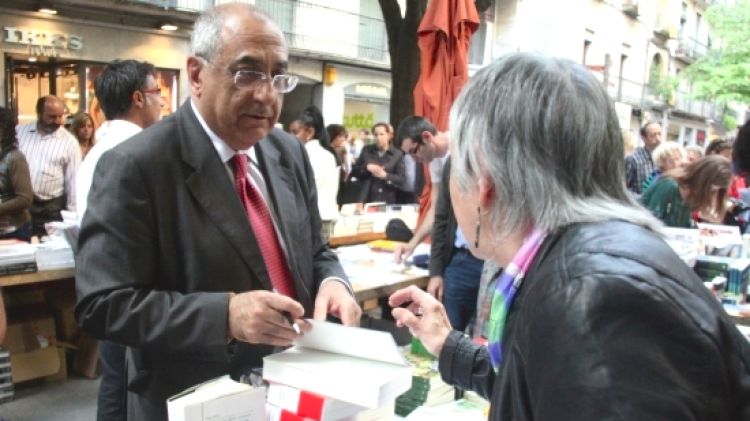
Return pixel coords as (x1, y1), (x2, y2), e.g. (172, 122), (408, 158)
(178, 103), (273, 291)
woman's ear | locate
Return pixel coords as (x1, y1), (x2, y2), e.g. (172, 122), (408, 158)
(478, 176), (495, 209)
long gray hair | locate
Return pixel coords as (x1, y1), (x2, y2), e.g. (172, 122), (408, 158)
(449, 53), (661, 238)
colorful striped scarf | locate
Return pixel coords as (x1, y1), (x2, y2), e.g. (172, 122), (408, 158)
(487, 228), (546, 372)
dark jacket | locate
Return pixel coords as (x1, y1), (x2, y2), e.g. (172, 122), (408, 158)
(429, 158), (457, 277)
(350, 143), (405, 204)
(75, 102), (348, 420)
(0, 148), (32, 231)
(439, 220), (750, 420)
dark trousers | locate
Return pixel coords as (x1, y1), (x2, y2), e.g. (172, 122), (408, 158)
(29, 196), (64, 238)
(98, 340), (126, 421)
(443, 248), (484, 331)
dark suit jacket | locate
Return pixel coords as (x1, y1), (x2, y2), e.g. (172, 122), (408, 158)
(429, 158), (457, 278)
(74, 102), (348, 420)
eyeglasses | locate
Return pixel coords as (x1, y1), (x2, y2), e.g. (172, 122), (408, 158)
(408, 141), (421, 156)
(141, 88), (162, 96)
(230, 70), (298, 94)
(198, 55), (299, 94)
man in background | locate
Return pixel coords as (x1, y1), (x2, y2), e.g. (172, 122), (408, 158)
(76, 59), (163, 421)
(625, 121), (662, 195)
(17, 95), (81, 237)
(393, 116), (449, 263)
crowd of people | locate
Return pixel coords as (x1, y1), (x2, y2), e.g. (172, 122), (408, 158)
(0, 2), (747, 420)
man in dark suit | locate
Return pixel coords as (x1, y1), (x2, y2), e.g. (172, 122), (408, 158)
(429, 158), (484, 331)
(74, 4), (361, 419)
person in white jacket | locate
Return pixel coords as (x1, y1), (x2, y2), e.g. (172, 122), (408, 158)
(297, 106), (339, 243)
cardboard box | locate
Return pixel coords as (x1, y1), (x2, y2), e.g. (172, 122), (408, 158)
(2, 316), (56, 354)
(2, 316), (63, 383)
(9, 346), (60, 383)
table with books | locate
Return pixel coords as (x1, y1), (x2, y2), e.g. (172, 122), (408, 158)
(335, 242), (431, 311)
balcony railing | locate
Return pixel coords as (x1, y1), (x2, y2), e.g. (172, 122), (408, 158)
(127, 0), (390, 64)
(673, 88), (717, 118)
(674, 36), (708, 63)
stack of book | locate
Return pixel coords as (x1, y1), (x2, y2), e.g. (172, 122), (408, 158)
(0, 243), (36, 276)
(395, 352), (454, 416)
(265, 383), (366, 421)
(263, 320), (412, 417)
(0, 347), (13, 403)
(694, 256), (750, 302)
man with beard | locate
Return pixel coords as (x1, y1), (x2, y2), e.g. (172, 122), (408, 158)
(17, 95), (81, 237)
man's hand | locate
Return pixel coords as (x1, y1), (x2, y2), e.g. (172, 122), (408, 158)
(313, 281), (362, 326)
(389, 285), (452, 357)
(427, 276), (444, 301)
(393, 242), (415, 264)
(227, 291), (307, 347)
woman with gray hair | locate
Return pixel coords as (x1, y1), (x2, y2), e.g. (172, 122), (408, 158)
(389, 53), (750, 420)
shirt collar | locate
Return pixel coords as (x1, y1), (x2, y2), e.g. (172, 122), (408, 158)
(190, 99), (257, 165)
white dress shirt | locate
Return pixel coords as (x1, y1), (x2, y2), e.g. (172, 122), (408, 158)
(305, 139), (340, 222)
(17, 122), (81, 211)
(190, 100), (350, 294)
(76, 119), (143, 224)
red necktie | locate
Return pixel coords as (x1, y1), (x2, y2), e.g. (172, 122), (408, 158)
(231, 154), (296, 299)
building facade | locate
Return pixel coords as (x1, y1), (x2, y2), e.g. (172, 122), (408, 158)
(485, 0), (731, 147)
(0, 0), (395, 133)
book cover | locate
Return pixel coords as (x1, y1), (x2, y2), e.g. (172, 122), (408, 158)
(263, 320), (412, 409)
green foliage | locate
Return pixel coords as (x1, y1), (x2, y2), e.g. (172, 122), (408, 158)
(724, 113), (738, 131)
(655, 75), (680, 104)
(683, 0), (750, 102)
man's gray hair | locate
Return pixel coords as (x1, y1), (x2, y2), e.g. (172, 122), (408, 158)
(190, 6), (224, 62)
(190, 3), (270, 62)
(449, 53), (661, 239)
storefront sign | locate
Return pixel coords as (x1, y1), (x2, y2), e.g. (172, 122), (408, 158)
(3, 27), (83, 57)
(345, 83), (390, 99)
(343, 112), (375, 129)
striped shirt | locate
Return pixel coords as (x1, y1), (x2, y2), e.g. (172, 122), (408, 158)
(16, 122), (81, 211)
(624, 146), (654, 196)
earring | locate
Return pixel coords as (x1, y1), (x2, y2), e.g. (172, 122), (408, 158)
(474, 206), (481, 248)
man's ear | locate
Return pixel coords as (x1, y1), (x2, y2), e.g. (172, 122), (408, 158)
(421, 130), (434, 145)
(187, 56), (204, 98)
(131, 90), (145, 110)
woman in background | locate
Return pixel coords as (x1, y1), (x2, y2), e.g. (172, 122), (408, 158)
(0, 107), (32, 242)
(641, 155), (732, 227)
(298, 106), (340, 243)
(641, 141), (686, 192)
(327, 124), (351, 181)
(706, 138), (745, 198)
(351, 122), (405, 204)
(69, 112), (95, 158)
(685, 145), (704, 163)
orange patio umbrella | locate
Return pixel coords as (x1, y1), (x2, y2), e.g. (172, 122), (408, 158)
(413, 0), (479, 228)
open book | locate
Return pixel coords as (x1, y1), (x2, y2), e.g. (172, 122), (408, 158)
(263, 320), (412, 409)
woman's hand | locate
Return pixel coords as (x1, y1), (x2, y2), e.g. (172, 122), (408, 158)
(389, 285), (452, 356)
(366, 164), (387, 179)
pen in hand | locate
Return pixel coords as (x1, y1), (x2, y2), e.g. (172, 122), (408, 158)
(282, 311), (301, 334)
(273, 289), (301, 334)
